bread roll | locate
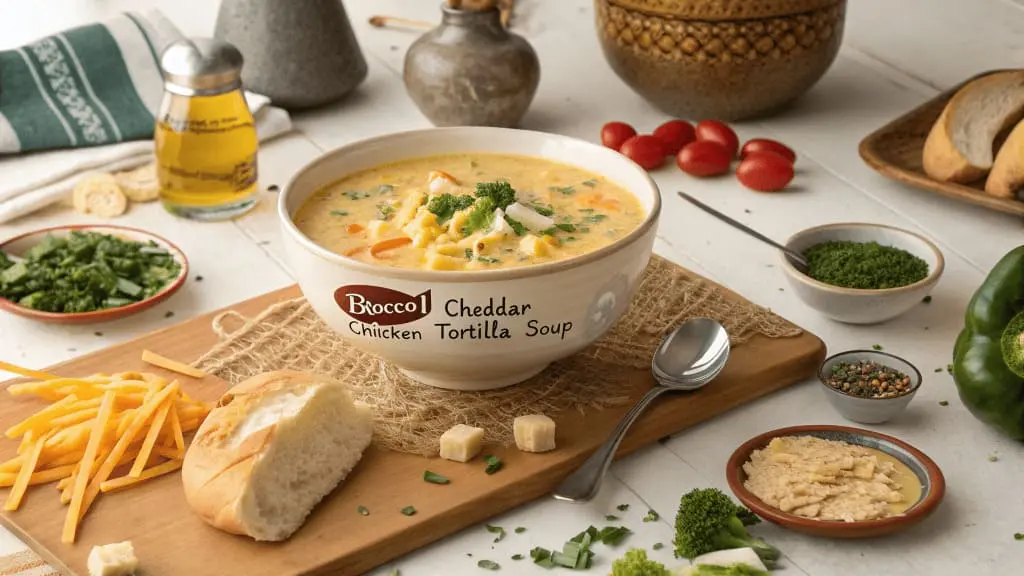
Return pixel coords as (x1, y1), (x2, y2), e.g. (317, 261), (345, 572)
(922, 70), (1024, 183)
(986, 117), (1024, 198)
(182, 371), (373, 542)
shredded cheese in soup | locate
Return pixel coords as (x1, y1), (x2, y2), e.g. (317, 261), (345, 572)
(293, 153), (646, 271)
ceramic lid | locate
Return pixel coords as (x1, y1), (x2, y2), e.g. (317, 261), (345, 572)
(160, 38), (244, 96)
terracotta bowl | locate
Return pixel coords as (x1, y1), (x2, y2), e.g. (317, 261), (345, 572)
(594, 0), (847, 121)
(726, 425), (945, 538)
(0, 225), (189, 325)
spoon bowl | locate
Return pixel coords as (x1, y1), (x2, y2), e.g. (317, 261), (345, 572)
(552, 318), (730, 503)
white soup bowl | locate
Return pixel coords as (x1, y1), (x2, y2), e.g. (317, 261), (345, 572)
(279, 127), (661, 391)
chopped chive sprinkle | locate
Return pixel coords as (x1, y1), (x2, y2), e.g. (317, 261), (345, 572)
(652, 542), (664, 550)
(939, 400), (949, 406)
(400, 506), (416, 516)
(934, 368), (943, 373)
(514, 527), (526, 534)
(584, 214), (607, 223)
(642, 509), (659, 522)
(486, 524), (506, 542)
(922, 295), (932, 303)
(582, 179), (598, 187)
(511, 554), (524, 561)
(330, 209), (349, 216)
(604, 514), (619, 521)
(357, 505), (369, 516)
(424, 470), (450, 485)
(477, 560), (500, 570)
(616, 503), (630, 512)
(989, 455), (999, 462)
(872, 344), (883, 350)
(484, 454), (502, 475)
(550, 185), (575, 195)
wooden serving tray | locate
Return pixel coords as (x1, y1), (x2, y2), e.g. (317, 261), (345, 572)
(858, 68), (1024, 217)
(0, 278), (825, 576)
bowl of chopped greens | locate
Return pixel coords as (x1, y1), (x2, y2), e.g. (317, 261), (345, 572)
(0, 225), (188, 324)
(779, 223), (944, 324)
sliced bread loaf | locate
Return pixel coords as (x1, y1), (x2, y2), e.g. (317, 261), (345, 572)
(986, 117), (1024, 198)
(922, 70), (1024, 183)
(182, 371), (373, 542)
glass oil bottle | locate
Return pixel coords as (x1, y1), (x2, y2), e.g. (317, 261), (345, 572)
(155, 38), (259, 220)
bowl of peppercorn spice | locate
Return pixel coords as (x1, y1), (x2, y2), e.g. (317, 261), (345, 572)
(818, 349), (922, 424)
(780, 222), (944, 324)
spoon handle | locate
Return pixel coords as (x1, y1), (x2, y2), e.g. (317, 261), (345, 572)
(551, 386), (668, 503)
(676, 191), (810, 269)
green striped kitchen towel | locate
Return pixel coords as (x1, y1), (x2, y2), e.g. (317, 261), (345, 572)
(0, 10), (180, 154)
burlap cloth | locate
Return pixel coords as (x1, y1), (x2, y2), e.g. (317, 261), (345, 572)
(0, 255), (802, 574)
(191, 254), (802, 456)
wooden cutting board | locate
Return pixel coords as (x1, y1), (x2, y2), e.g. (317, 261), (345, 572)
(0, 278), (826, 576)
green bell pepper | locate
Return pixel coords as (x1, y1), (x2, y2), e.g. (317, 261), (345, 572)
(953, 245), (1024, 440)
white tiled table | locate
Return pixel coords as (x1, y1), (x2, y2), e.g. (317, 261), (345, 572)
(1, 1), (1022, 575)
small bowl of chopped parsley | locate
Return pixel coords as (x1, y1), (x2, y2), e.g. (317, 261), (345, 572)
(0, 226), (188, 324)
(779, 223), (944, 324)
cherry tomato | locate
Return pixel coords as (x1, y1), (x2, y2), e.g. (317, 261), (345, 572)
(600, 121), (637, 151)
(740, 138), (796, 164)
(653, 120), (696, 155)
(676, 140), (732, 177)
(695, 120), (740, 158)
(620, 135), (667, 170)
(736, 151), (795, 192)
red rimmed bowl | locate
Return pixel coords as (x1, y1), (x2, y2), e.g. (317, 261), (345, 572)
(0, 225), (189, 325)
(726, 425), (945, 539)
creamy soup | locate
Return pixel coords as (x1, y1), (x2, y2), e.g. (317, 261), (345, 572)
(293, 153), (646, 271)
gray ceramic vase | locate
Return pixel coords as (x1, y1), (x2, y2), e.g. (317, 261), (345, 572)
(403, 5), (540, 128)
(214, 0), (368, 110)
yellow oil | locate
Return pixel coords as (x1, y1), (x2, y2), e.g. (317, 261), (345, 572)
(154, 90), (259, 219)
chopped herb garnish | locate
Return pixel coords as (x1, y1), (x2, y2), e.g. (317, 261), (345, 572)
(578, 208), (595, 213)
(195, 275), (204, 282)
(584, 214), (607, 223)
(477, 559), (500, 570)
(511, 554), (524, 561)
(465, 248), (474, 260)
(604, 515), (619, 521)
(389, 570), (400, 576)
(400, 506), (416, 516)
(616, 503), (630, 512)
(94, 331), (103, 337)
(341, 190), (371, 200)
(597, 526), (632, 546)
(424, 470), (450, 485)
(357, 505), (369, 516)
(989, 455), (999, 462)
(565, 236), (578, 242)
(550, 185), (575, 196)
(642, 509), (659, 522)
(330, 209), (349, 216)
(922, 295), (932, 303)
(504, 215), (527, 236)
(530, 203), (555, 217)
(530, 547), (554, 568)
(0, 231), (182, 314)
(477, 256), (500, 264)
(1015, 533), (1024, 540)
(582, 179), (598, 187)
(484, 454), (502, 474)
(540, 227), (558, 236)
(652, 542), (664, 550)
(164, 311), (175, 319)
(376, 203), (395, 220)
(556, 223), (576, 233)
(939, 400), (949, 406)
(934, 368), (943, 373)
(475, 180), (517, 210)
(486, 524), (506, 542)
(267, 184), (280, 193)
(871, 344), (883, 350)
(514, 527), (526, 534)
(947, 363), (954, 374)
(377, 184), (395, 194)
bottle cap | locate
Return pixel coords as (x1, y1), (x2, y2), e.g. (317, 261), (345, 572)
(160, 38), (244, 96)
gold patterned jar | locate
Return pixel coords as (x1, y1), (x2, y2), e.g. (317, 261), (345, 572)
(594, 0), (846, 121)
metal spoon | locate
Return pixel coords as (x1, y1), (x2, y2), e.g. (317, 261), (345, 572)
(551, 318), (731, 503)
(676, 191), (809, 271)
